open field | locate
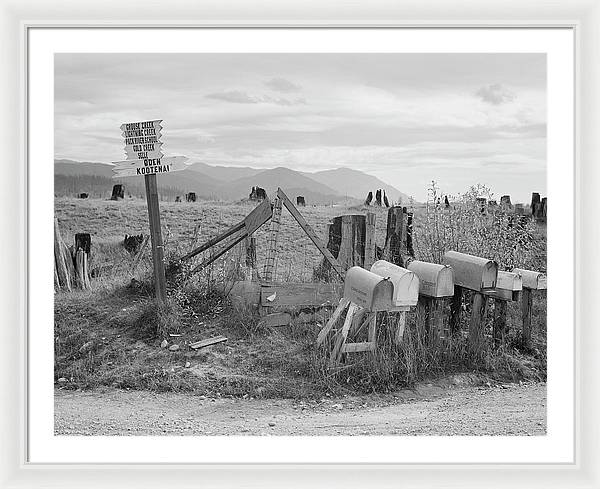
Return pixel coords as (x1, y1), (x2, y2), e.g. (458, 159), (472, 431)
(54, 196), (547, 403)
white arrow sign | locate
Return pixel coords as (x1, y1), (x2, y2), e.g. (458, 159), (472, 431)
(112, 156), (188, 178)
(120, 120), (162, 132)
(124, 141), (163, 160)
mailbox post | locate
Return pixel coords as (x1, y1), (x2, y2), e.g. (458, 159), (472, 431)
(512, 268), (547, 349)
(482, 271), (523, 347)
(317, 261), (419, 367)
(406, 259), (454, 345)
(443, 251), (498, 356)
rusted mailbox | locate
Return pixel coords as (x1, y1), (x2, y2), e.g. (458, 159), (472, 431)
(370, 260), (419, 307)
(512, 268), (547, 290)
(442, 251), (497, 291)
(406, 260), (454, 298)
(343, 266), (394, 311)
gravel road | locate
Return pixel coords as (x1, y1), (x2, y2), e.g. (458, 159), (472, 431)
(55, 381), (546, 436)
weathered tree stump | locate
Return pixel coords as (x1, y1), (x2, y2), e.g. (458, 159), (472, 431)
(54, 219), (72, 291)
(124, 234), (144, 254)
(186, 192), (196, 202)
(175, 196), (181, 202)
(78, 193), (88, 199)
(296, 196), (306, 207)
(375, 189), (382, 206)
(383, 206), (414, 266)
(326, 214), (366, 270)
(500, 195), (512, 209)
(75, 233), (91, 255)
(444, 195), (450, 208)
(383, 190), (390, 207)
(75, 249), (91, 289)
(110, 184), (124, 200)
(531, 192), (541, 216)
(365, 191), (373, 205)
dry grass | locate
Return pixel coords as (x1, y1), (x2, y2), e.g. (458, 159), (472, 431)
(54, 192), (547, 397)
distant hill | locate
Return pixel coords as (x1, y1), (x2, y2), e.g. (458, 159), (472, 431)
(306, 167), (410, 204)
(216, 167), (343, 203)
(187, 161), (262, 182)
(54, 159), (409, 204)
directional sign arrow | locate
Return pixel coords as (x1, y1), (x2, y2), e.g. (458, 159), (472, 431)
(120, 120), (163, 131)
(112, 156), (188, 178)
(124, 149), (164, 160)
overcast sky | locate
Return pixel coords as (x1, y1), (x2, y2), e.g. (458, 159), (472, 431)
(55, 53), (546, 202)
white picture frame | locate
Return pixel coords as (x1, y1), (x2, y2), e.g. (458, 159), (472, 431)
(1, 0), (597, 487)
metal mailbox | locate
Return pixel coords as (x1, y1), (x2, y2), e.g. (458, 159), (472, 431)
(512, 268), (547, 290)
(406, 260), (454, 298)
(343, 266), (394, 311)
(484, 270), (523, 301)
(442, 251), (498, 291)
(370, 260), (419, 307)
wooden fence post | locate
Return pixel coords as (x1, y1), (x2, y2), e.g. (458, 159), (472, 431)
(144, 174), (167, 304)
(521, 288), (533, 349)
(449, 286), (463, 335)
(263, 196), (282, 282)
(493, 299), (508, 347)
(469, 292), (488, 357)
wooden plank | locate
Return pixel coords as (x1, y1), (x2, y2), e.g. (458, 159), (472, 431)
(364, 212), (376, 269)
(367, 313), (377, 343)
(330, 302), (359, 366)
(180, 221), (245, 262)
(189, 335), (228, 350)
(144, 174), (167, 303)
(277, 188), (345, 278)
(263, 196), (282, 282)
(342, 342), (375, 353)
(521, 288), (533, 349)
(394, 311), (407, 345)
(243, 198), (273, 235)
(316, 298), (350, 346)
(260, 283), (343, 307)
(257, 312), (292, 328)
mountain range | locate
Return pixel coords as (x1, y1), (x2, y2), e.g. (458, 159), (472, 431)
(54, 159), (410, 204)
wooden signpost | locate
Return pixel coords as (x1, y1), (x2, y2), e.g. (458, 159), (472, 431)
(112, 120), (188, 304)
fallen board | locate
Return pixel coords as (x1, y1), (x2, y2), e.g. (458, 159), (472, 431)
(189, 335), (228, 350)
(260, 283), (343, 307)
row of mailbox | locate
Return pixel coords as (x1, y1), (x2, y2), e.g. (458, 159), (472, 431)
(344, 251), (547, 312)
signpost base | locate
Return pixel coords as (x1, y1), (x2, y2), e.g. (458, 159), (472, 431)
(144, 173), (167, 304)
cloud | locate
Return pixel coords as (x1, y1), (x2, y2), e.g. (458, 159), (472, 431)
(475, 84), (516, 105)
(264, 77), (302, 93)
(206, 90), (306, 106)
(206, 90), (259, 104)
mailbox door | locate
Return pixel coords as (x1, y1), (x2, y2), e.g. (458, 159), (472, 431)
(343, 266), (393, 311)
(407, 261), (454, 298)
(370, 260), (419, 307)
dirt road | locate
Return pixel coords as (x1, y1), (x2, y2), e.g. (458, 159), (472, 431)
(55, 381), (546, 436)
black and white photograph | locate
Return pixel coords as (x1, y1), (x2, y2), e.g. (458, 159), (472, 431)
(53, 52), (548, 437)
